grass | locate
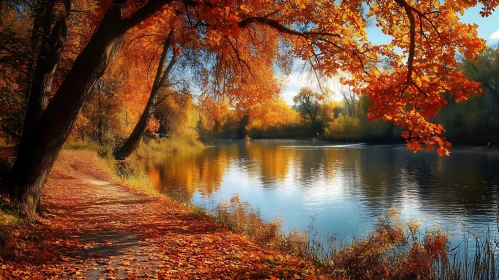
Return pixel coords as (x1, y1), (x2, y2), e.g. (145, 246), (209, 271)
(64, 136), (204, 159)
(103, 136), (204, 197)
(62, 136), (204, 196)
(63, 139), (100, 151)
(212, 195), (285, 247)
(112, 159), (159, 197)
(134, 136), (204, 158)
(211, 197), (499, 279)
(0, 206), (20, 234)
(74, 136), (204, 197)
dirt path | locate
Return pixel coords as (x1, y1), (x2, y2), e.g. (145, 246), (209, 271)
(1, 151), (322, 279)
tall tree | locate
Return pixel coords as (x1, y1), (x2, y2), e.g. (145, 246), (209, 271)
(21, 0), (71, 143)
(7, 0), (173, 216)
(461, 48), (499, 103)
(293, 87), (322, 123)
(113, 29), (180, 159)
(338, 85), (358, 118)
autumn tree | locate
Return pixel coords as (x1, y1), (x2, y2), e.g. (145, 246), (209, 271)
(198, 96), (226, 132)
(73, 78), (124, 143)
(338, 85), (359, 118)
(247, 99), (299, 131)
(0, 1), (40, 142)
(155, 91), (199, 138)
(2, 0), (498, 216)
(6, 0), (173, 216)
(113, 28), (181, 159)
(112, 1), (285, 158)
(293, 87), (322, 123)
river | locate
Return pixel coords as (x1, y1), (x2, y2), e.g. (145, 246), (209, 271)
(144, 140), (499, 248)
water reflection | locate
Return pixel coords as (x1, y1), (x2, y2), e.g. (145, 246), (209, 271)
(144, 147), (231, 200)
(145, 140), (499, 243)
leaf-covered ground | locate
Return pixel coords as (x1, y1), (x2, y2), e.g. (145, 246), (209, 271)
(0, 150), (325, 279)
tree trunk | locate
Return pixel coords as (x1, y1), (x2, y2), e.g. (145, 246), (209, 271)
(113, 97), (157, 160)
(21, 0), (70, 144)
(7, 7), (124, 217)
(113, 31), (178, 160)
(26, 0), (56, 97)
(7, 0), (172, 217)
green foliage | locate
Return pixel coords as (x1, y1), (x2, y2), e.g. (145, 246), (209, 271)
(324, 114), (360, 140)
(434, 48), (499, 144)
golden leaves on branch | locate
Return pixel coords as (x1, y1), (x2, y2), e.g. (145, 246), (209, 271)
(76, 0), (499, 155)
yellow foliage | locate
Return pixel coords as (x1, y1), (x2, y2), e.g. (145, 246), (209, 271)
(246, 99), (299, 131)
(324, 114), (360, 136)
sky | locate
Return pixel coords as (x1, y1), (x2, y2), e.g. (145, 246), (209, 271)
(281, 6), (499, 105)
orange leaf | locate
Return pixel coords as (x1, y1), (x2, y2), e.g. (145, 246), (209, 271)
(437, 147), (449, 156)
(406, 142), (413, 150)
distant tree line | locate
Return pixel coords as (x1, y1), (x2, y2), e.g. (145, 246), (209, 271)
(204, 47), (499, 145)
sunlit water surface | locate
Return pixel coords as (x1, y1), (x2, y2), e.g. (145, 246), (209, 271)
(144, 140), (499, 248)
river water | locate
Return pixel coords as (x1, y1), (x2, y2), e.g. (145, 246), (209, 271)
(144, 140), (499, 247)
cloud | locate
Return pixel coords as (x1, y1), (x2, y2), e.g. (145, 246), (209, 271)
(490, 29), (499, 40)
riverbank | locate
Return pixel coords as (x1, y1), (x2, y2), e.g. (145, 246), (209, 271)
(0, 150), (324, 279)
(2, 146), (499, 279)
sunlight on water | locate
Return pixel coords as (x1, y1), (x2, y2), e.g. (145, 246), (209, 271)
(144, 140), (499, 247)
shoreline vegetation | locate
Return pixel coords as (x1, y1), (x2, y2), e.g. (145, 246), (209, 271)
(3, 140), (498, 278)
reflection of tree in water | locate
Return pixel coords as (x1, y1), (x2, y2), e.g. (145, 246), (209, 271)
(294, 148), (327, 189)
(351, 147), (499, 220)
(321, 148), (362, 192)
(246, 141), (296, 188)
(144, 143), (242, 200)
(403, 149), (499, 218)
(247, 142), (367, 199)
(353, 147), (409, 217)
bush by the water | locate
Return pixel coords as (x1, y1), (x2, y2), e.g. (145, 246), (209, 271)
(206, 197), (499, 279)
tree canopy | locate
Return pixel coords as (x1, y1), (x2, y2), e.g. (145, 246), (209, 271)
(2, 0), (499, 215)
(97, 0), (495, 155)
